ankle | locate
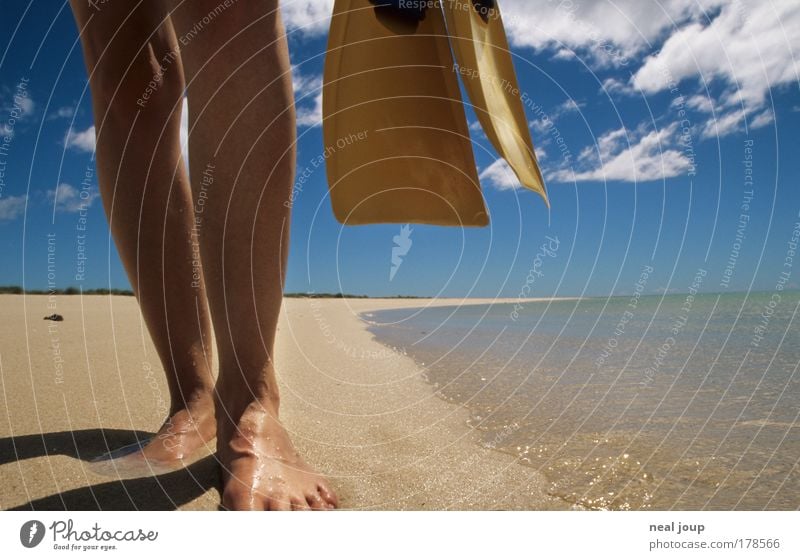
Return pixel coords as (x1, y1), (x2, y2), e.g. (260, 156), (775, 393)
(214, 382), (280, 424)
(214, 360), (281, 419)
(169, 385), (216, 417)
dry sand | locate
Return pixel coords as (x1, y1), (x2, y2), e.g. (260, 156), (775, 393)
(0, 294), (568, 510)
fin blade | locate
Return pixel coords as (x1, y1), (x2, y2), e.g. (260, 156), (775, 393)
(442, 1), (548, 205)
(323, 0), (490, 226)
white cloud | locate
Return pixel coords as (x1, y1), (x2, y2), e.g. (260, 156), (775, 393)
(600, 77), (635, 96)
(528, 98), (585, 136)
(468, 119), (489, 140)
(502, 0), (727, 66)
(292, 66), (322, 96)
(47, 183), (99, 213)
(281, 0), (334, 36)
(558, 99), (585, 114)
(2, 89), (35, 118)
(551, 123), (692, 182)
(504, 1), (796, 142)
(15, 95), (34, 116)
(631, 3), (799, 117)
(48, 106), (75, 120)
(0, 86), (35, 137)
(292, 68), (323, 128)
(529, 118), (552, 136)
(479, 158), (522, 191)
(700, 107), (775, 139)
(65, 125), (96, 152)
(750, 109), (775, 129)
(684, 94), (714, 113)
(0, 195), (27, 221)
(296, 93), (323, 128)
(552, 48), (577, 61)
(701, 109), (744, 138)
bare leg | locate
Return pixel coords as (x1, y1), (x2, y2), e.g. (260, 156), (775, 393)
(171, 0), (337, 510)
(70, 1), (216, 467)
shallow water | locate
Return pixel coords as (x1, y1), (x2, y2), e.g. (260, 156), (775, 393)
(365, 292), (800, 510)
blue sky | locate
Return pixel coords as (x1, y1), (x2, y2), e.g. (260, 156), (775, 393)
(1, 0), (798, 297)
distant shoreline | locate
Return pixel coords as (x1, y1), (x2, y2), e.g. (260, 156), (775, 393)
(2, 286), (796, 299)
(0, 287), (409, 299)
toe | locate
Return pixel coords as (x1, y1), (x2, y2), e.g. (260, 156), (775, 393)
(291, 496), (311, 511)
(268, 495), (292, 511)
(317, 483), (339, 508)
(306, 492), (327, 511)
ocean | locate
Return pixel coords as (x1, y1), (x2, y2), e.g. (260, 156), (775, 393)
(364, 292), (800, 510)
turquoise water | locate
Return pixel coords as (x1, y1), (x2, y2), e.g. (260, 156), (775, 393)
(364, 292), (800, 510)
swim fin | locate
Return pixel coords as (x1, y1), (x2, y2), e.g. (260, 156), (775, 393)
(322, 0), (490, 226)
(442, 0), (549, 205)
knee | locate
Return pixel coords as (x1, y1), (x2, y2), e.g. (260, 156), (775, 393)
(86, 30), (184, 124)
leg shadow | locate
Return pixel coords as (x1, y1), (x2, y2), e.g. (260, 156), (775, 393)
(0, 428), (154, 465)
(1, 429), (220, 510)
(10, 455), (220, 510)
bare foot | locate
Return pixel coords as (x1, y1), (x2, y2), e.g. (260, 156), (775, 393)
(217, 398), (338, 511)
(90, 391), (216, 477)
(142, 392), (217, 462)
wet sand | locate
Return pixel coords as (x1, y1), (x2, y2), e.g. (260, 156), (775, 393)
(0, 295), (567, 510)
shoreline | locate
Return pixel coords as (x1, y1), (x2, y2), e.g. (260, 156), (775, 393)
(0, 295), (569, 510)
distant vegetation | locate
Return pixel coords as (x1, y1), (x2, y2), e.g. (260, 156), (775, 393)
(284, 292), (368, 299)
(0, 286), (424, 299)
(0, 286), (135, 296)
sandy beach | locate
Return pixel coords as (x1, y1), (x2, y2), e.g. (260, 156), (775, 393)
(0, 294), (567, 511)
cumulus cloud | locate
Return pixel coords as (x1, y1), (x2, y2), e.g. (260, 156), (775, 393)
(502, 0), (727, 66)
(296, 93), (323, 127)
(47, 183), (99, 213)
(683, 94), (714, 113)
(292, 68), (323, 128)
(1, 85), (35, 137)
(65, 125), (96, 152)
(2, 89), (35, 118)
(282, 0), (334, 36)
(529, 97), (585, 136)
(479, 158), (522, 191)
(502, 1), (793, 140)
(550, 123), (692, 182)
(529, 118), (552, 136)
(0, 195), (27, 221)
(48, 106), (75, 120)
(632, 3), (798, 103)
(699, 107), (775, 139)
(600, 77), (635, 97)
(558, 99), (586, 114)
(15, 96), (34, 116)
(631, 2), (797, 136)
(749, 109), (775, 129)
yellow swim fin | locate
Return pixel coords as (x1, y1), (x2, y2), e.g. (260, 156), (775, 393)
(323, 0), (489, 226)
(442, 0), (549, 205)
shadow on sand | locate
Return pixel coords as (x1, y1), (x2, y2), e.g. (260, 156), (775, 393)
(1, 429), (220, 510)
